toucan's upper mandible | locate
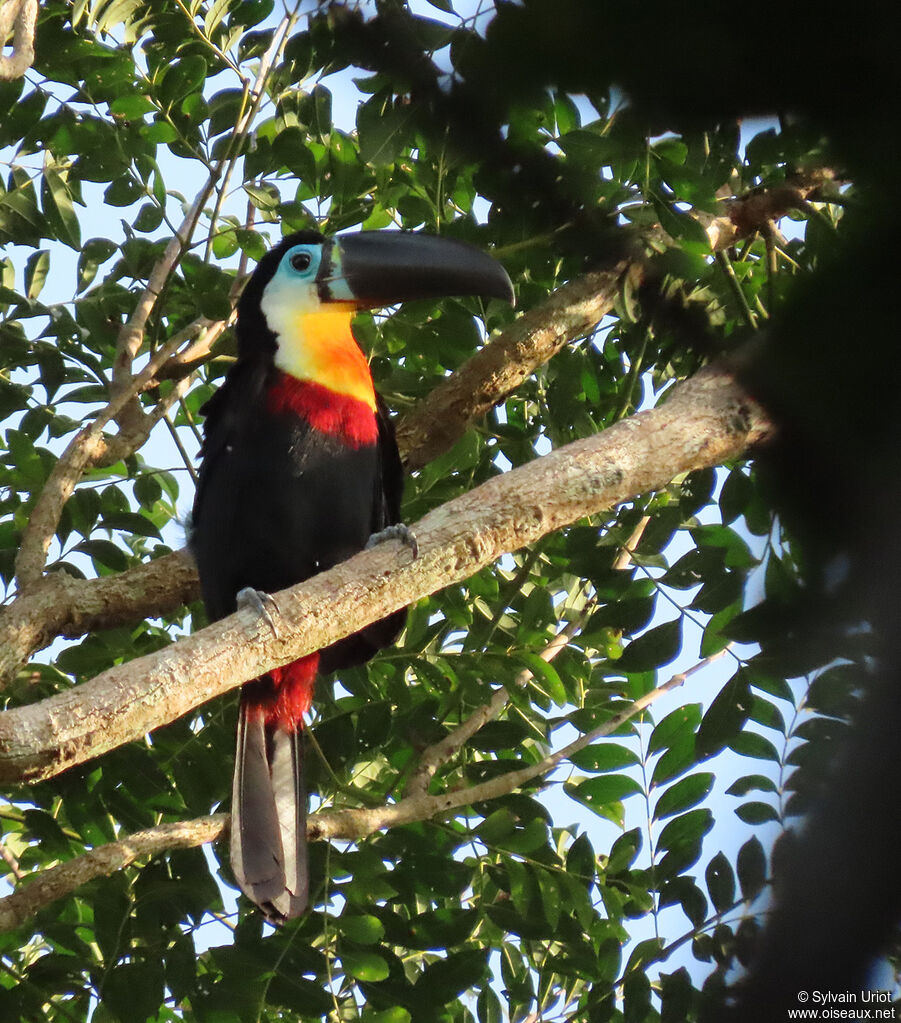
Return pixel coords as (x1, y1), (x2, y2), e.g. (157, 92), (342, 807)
(320, 229), (515, 308)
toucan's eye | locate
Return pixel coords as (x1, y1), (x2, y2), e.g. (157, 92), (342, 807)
(290, 251), (312, 272)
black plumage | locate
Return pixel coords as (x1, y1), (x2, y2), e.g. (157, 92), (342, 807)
(190, 228), (513, 921)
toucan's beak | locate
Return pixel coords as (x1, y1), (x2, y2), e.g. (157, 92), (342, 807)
(321, 231), (514, 308)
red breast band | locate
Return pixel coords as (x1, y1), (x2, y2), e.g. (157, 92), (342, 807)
(267, 372), (378, 448)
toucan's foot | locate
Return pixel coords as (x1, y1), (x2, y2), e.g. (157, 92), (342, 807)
(366, 523), (419, 559)
(237, 587), (280, 638)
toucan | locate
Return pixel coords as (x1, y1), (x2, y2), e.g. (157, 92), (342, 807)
(190, 229), (513, 922)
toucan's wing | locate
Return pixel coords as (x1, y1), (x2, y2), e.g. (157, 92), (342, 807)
(374, 393), (404, 531)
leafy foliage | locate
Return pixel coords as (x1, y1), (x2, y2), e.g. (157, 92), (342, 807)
(0, 1), (889, 1021)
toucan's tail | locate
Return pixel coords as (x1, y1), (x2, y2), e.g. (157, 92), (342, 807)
(230, 654), (319, 923)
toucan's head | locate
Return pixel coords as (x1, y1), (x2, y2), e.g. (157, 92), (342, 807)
(236, 228), (513, 409)
(237, 228), (513, 360)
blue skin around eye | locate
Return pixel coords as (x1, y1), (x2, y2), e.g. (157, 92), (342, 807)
(275, 240), (356, 302)
(279, 244), (322, 280)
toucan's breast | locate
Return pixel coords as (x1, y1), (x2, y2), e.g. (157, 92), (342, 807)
(266, 371), (378, 448)
(259, 279), (378, 412)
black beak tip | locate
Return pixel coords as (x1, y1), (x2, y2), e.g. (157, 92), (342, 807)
(492, 265), (516, 307)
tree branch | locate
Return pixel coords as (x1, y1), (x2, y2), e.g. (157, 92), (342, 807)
(0, 0), (37, 81)
(0, 549), (199, 686)
(2, 265), (637, 667)
(0, 361), (775, 784)
(0, 647), (731, 932)
(405, 611), (587, 798)
(0, 814), (227, 933)
(397, 258), (638, 470)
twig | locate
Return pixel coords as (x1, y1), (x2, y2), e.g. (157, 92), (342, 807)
(113, 195), (207, 392)
(716, 250), (758, 330)
(0, 840), (24, 880)
(315, 647), (731, 840)
(405, 615), (586, 797)
(613, 514), (651, 571)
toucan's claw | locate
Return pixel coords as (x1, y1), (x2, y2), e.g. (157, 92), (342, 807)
(237, 586), (280, 638)
(366, 523), (419, 560)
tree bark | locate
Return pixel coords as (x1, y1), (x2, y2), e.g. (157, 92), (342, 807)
(0, 361), (775, 784)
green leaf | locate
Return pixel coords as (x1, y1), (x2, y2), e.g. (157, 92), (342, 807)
(243, 182), (280, 210)
(358, 96), (415, 165)
(565, 774), (642, 822)
(159, 55), (208, 108)
(100, 961), (164, 1023)
(100, 510), (161, 539)
(725, 773), (778, 797)
(42, 165), (82, 249)
(341, 913), (385, 945)
(110, 94), (156, 118)
(73, 539), (129, 572)
(735, 801), (780, 824)
(719, 466), (752, 524)
(362, 1009), (412, 1023)
(311, 84), (332, 139)
(133, 203), (164, 232)
(340, 949), (390, 982)
(607, 827), (642, 873)
(407, 909), (478, 950)
(519, 650), (567, 706)
(140, 120), (178, 144)
(569, 742), (640, 772)
(656, 809), (714, 854)
(648, 704), (702, 754)
(416, 949), (489, 1004)
(696, 670), (753, 758)
(617, 619), (682, 672)
(77, 237), (117, 292)
(104, 176), (144, 207)
(737, 836), (767, 899)
(705, 851), (735, 913)
(653, 772), (714, 820)
(659, 876), (707, 927)
(728, 731), (781, 762)
(24, 249), (49, 299)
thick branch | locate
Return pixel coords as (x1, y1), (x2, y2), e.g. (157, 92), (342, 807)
(0, 549), (199, 685)
(397, 258), (637, 470)
(0, 815), (226, 933)
(0, 361), (775, 783)
(0, 0), (36, 80)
